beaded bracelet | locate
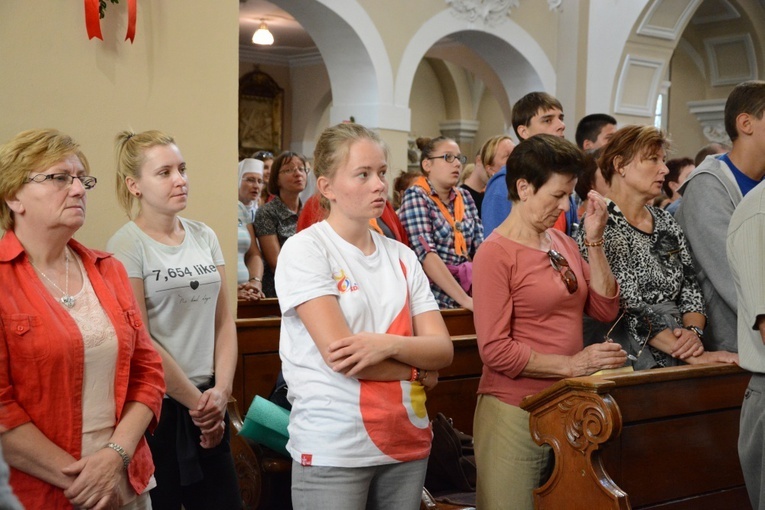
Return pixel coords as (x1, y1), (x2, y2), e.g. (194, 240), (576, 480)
(105, 442), (131, 470)
(584, 237), (605, 247)
(249, 276), (262, 282)
(409, 366), (420, 383)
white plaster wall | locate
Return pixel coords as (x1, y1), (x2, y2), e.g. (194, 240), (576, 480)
(586, 0), (651, 114)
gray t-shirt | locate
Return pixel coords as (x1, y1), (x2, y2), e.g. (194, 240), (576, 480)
(107, 218), (225, 386)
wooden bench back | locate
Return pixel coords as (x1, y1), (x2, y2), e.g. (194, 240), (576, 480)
(234, 309), (480, 434)
(521, 364), (751, 509)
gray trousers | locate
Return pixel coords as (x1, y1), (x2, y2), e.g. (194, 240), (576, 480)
(740, 373), (765, 509)
(291, 458), (427, 510)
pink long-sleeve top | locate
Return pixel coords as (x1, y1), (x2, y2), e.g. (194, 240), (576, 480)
(472, 229), (619, 407)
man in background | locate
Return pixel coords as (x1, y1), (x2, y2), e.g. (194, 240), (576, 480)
(482, 92), (576, 235)
(677, 80), (765, 352)
(575, 113), (617, 152)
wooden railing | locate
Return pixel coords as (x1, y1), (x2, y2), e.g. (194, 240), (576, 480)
(520, 364), (752, 510)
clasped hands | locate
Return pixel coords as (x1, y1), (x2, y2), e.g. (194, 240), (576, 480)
(667, 327), (738, 364)
(189, 386), (227, 449)
(62, 447), (124, 510)
(669, 327), (704, 360)
(237, 281), (264, 301)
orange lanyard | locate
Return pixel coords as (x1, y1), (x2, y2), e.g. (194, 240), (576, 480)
(369, 218), (384, 235)
(412, 176), (467, 257)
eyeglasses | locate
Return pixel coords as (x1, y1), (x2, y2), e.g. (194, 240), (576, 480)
(26, 173), (97, 190)
(279, 167), (308, 176)
(547, 249), (578, 294)
(242, 177), (263, 184)
(605, 310), (653, 362)
(427, 153), (468, 165)
(253, 151), (274, 160)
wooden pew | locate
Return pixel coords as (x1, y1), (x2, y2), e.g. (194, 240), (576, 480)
(520, 364), (752, 510)
(233, 312), (480, 509)
(237, 301), (475, 330)
(233, 308), (476, 413)
(424, 334), (482, 435)
(237, 297), (281, 319)
(440, 307), (475, 336)
(233, 317), (281, 411)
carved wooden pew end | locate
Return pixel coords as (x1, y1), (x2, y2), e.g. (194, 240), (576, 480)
(521, 364), (751, 510)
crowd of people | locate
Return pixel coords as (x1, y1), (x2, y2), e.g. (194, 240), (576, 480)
(0, 79), (763, 509)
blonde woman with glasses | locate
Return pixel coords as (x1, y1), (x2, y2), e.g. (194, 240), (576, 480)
(253, 151), (307, 297)
(0, 129), (164, 509)
(472, 134), (626, 510)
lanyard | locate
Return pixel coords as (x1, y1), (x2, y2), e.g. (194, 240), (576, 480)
(412, 176), (467, 257)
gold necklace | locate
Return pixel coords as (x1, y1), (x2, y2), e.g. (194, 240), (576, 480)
(30, 249), (76, 308)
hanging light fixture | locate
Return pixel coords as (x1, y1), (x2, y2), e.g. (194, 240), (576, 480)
(252, 19), (274, 46)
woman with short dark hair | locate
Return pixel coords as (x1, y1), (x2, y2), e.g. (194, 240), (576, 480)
(254, 151), (307, 297)
(472, 134), (625, 509)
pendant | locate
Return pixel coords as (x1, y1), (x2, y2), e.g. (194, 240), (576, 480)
(60, 295), (76, 308)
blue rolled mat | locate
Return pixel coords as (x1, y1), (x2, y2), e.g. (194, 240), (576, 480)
(239, 395), (290, 457)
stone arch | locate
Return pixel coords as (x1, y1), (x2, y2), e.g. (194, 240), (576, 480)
(426, 58), (475, 120)
(297, 89), (333, 158)
(269, 0), (402, 130)
(395, 8), (556, 129)
(601, 0), (764, 125)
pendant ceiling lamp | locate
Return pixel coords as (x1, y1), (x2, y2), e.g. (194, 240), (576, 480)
(252, 20), (274, 46)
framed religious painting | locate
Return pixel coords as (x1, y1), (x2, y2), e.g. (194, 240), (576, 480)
(239, 67), (283, 159)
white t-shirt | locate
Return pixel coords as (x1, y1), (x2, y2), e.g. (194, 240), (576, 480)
(107, 218), (225, 386)
(238, 203), (252, 285)
(275, 221), (439, 467)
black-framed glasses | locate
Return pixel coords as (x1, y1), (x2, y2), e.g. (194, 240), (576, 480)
(427, 153), (468, 165)
(547, 249), (578, 294)
(253, 151), (274, 160)
(26, 173), (97, 190)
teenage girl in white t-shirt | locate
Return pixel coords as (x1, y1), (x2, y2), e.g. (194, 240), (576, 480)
(275, 123), (454, 510)
(108, 130), (241, 509)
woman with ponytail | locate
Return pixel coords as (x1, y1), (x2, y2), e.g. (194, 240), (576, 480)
(398, 136), (483, 310)
(107, 130), (241, 509)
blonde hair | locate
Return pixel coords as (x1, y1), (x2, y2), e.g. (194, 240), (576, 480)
(0, 129), (90, 231)
(313, 123), (389, 210)
(114, 130), (175, 218)
(479, 135), (513, 168)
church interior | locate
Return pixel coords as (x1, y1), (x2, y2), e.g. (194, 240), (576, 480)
(1, 1), (764, 508)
